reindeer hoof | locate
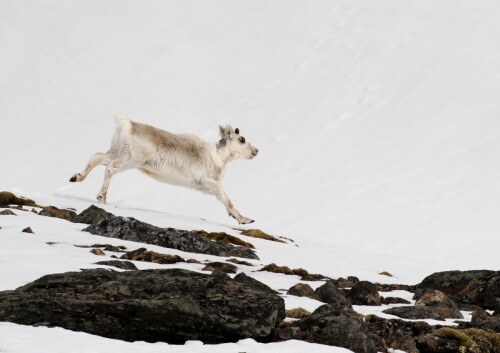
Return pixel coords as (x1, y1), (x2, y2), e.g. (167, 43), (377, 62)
(96, 194), (106, 204)
(70, 173), (82, 182)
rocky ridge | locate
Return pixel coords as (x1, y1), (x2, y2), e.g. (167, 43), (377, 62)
(1, 192), (499, 353)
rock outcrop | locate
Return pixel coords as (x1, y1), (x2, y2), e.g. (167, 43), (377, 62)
(414, 270), (500, 310)
(0, 268), (284, 343)
(273, 304), (379, 353)
(83, 216), (258, 260)
(346, 281), (381, 306)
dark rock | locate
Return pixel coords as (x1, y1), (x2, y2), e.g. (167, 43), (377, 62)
(332, 276), (360, 288)
(376, 283), (416, 292)
(0, 268), (285, 343)
(72, 205), (114, 225)
(347, 281), (381, 306)
(234, 272), (276, 294)
(366, 315), (433, 353)
(415, 290), (463, 319)
(273, 304), (379, 353)
(415, 333), (461, 352)
(314, 280), (351, 307)
(95, 260), (138, 270)
(0, 209), (16, 215)
(90, 248), (105, 256)
(202, 262), (237, 274)
(383, 306), (449, 321)
(39, 206), (77, 221)
(83, 216), (258, 260)
(426, 327), (500, 353)
(459, 309), (500, 332)
(120, 248), (184, 264)
(22, 227), (34, 234)
(414, 270), (500, 310)
(381, 297), (411, 305)
(287, 283), (317, 299)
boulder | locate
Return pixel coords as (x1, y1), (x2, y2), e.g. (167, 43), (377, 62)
(414, 334), (461, 352)
(314, 280), (351, 307)
(458, 309), (500, 333)
(414, 270), (500, 310)
(83, 216), (258, 260)
(287, 283), (317, 299)
(72, 205), (114, 225)
(0, 268), (285, 343)
(381, 297), (411, 305)
(383, 306), (449, 321)
(366, 315), (433, 353)
(415, 290), (463, 319)
(347, 281), (381, 306)
(273, 304), (379, 353)
(233, 272), (276, 294)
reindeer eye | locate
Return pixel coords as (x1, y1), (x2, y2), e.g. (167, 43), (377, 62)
(239, 137), (245, 144)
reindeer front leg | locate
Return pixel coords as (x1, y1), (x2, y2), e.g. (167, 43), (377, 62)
(203, 181), (254, 224)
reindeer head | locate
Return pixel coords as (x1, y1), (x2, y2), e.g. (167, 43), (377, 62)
(218, 125), (258, 160)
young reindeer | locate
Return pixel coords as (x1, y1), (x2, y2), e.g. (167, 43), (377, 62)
(69, 117), (259, 224)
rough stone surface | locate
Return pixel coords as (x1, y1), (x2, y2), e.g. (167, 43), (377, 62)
(233, 272), (276, 294)
(120, 248), (185, 264)
(95, 260), (138, 270)
(414, 270), (500, 310)
(21, 227), (34, 234)
(202, 262), (238, 273)
(347, 281), (381, 306)
(0, 268), (285, 343)
(367, 315), (433, 353)
(83, 216), (258, 260)
(287, 283), (317, 299)
(415, 334), (461, 352)
(72, 205), (114, 225)
(314, 280), (351, 307)
(273, 304), (378, 353)
(459, 309), (500, 333)
(415, 290), (463, 319)
(383, 306), (450, 321)
(381, 297), (411, 305)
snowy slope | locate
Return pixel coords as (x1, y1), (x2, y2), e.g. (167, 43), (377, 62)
(1, 1), (500, 351)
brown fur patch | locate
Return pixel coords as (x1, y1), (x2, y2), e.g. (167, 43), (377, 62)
(139, 168), (160, 177)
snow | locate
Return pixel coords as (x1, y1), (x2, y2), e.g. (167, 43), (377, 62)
(1, 0), (500, 352)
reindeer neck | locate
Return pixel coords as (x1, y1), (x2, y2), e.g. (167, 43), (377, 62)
(215, 142), (235, 167)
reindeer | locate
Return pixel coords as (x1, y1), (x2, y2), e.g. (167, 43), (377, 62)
(69, 117), (259, 224)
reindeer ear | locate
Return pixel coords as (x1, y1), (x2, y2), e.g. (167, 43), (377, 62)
(219, 125), (228, 137)
(235, 128), (239, 134)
